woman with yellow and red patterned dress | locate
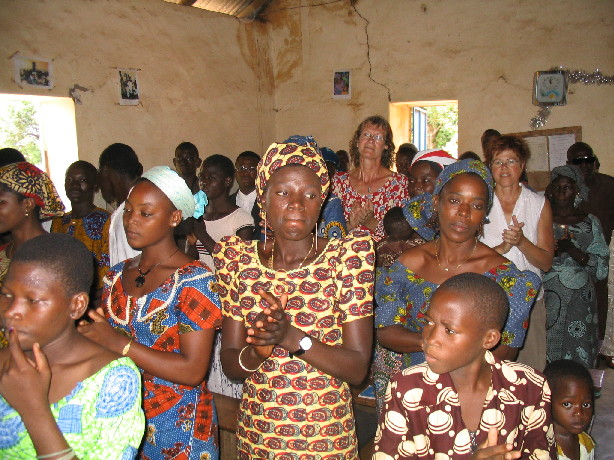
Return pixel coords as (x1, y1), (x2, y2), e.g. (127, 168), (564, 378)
(215, 136), (374, 459)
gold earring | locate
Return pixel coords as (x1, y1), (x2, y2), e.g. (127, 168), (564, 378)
(24, 211), (29, 217)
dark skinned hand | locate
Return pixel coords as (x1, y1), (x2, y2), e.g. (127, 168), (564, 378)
(0, 329), (51, 415)
(245, 290), (289, 358)
(555, 236), (576, 256)
(77, 307), (122, 351)
(471, 427), (521, 460)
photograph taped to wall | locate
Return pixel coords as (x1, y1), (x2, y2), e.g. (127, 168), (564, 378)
(118, 69), (140, 106)
(13, 55), (53, 89)
(333, 71), (351, 99)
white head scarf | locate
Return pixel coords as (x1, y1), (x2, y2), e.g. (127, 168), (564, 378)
(141, 166), (196, 219)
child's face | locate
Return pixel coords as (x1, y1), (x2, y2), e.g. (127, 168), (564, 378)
(0, 262), (73, 351)
(551, 377), (593, 436)
(422, 288), (493, 375)
(408, 161), (440, 198)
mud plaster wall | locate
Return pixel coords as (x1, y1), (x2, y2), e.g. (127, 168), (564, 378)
(266, 0), (614, 174)
(1, 0), (612, 175)
(0, 0), (274, 170)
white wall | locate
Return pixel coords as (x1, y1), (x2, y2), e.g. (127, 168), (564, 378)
(266, 0), (614, 173)
(1, 0), (613, 175)
(0, 0), (274, 170)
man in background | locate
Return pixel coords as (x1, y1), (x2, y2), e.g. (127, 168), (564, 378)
(98, 143), (143, 266)
(230, 150), (261, 239)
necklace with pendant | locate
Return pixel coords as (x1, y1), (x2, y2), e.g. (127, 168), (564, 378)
(268, 235), (316, 271)
(435, 238), (478, 272)
(135, 248), (180, 287)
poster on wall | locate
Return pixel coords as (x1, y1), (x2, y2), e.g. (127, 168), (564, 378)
(13, 55), (53, 89)
(118, 68), (140, 106)
(333, 70), (351, 99)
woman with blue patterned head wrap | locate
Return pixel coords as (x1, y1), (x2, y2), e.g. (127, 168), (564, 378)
(543, 164), (609, 367)
(78, 166), (222, 459)
(373, 159), (541, 413)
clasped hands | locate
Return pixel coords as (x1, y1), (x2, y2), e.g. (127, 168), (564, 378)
(500, 215), (525, 254)
(245, 289), (293, 359)
(554, 234), (576, 257)
(348, 199), (377, 232)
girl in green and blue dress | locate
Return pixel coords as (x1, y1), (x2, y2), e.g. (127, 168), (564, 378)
(0, 233), (144, 459)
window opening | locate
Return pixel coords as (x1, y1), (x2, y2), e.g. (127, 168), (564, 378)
(0, 94), (78, 206)
(390, 100), (459, 157)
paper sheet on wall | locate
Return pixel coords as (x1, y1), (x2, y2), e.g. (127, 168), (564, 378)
(548, 133), (576, 169)
(525, 136), (549, 171)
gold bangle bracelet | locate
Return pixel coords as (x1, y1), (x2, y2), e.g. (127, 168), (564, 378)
(122, 337), (133, 356)
(238, 345), (260, 372)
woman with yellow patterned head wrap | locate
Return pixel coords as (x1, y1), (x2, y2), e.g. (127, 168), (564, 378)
(0, 161), (65, 347)
(0, 161), (64, 280)
(214, 135), (375, 458)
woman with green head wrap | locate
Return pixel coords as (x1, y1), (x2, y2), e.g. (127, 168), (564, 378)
(544, 165), (609, 367)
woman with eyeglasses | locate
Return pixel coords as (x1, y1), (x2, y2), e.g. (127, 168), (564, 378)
(481, 135), (554, 369)
(331, 115), (409, 241)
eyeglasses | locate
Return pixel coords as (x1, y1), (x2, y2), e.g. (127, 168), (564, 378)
(361, 132), (385, 144)
(491, 158), (520, 168)
(569, 156), (596, 166)
(237, 165), (257, 173)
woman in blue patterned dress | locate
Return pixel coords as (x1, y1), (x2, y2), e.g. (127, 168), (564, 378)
(79, 166), (221, 459)
(544, 165), (609, 367)
(373, 160), (541, 413)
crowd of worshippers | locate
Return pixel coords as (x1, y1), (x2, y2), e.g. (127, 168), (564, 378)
(0, 115), (612, 459)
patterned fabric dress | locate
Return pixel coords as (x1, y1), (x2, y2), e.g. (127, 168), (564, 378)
(102, 261), (222, 460)
(0, 357), (145, 459)
(556, 432), (595, 459)
(213, 234), (374, 459)
(317, 193), (347, 240)
(332, 172), (409, 241)
(373, 351), (556, 459)
(373, 261), (541, 413)
(51, 207), (111, 290)
(0, 242), (10, 284)
(0, 242), (11, 348)
(544, 215), (609, 367)
(600, 230), (614, 357)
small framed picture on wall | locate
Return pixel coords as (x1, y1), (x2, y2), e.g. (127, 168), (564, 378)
(118, 68), (140, 106)
(13, 55), (53, 89)
(333, 70), (351, 99)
